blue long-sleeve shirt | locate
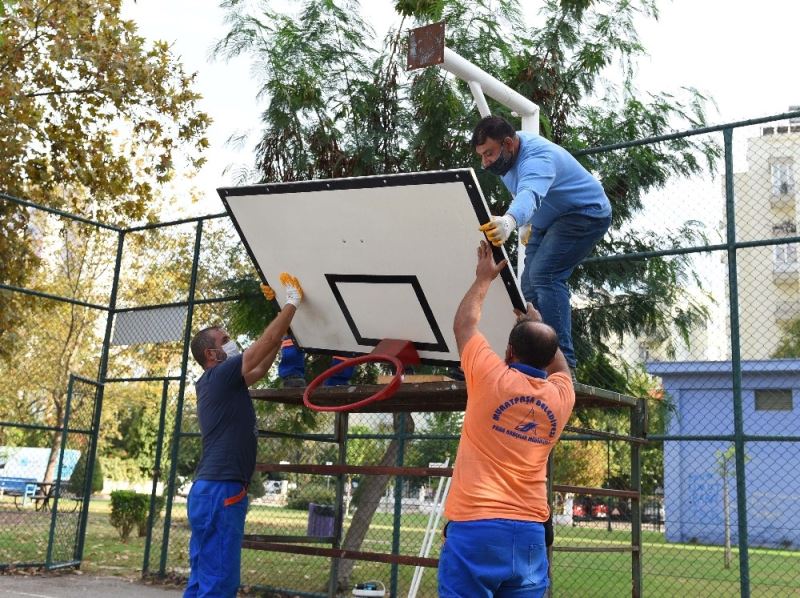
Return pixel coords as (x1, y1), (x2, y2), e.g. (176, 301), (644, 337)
(503, 132), (611, 231)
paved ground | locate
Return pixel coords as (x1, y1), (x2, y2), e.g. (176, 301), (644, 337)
(1, 572), (183, 597)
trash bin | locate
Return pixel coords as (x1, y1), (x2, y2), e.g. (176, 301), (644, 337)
(353, 581), (386, 597)
(307, 502), (335, 537)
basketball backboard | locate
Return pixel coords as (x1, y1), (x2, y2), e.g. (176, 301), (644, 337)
(218, 169), (524, 367)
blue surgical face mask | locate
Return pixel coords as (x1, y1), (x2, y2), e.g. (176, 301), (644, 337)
(484, 144), (516, 176)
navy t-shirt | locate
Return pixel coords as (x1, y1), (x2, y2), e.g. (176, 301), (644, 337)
(194, 353), (257, 484)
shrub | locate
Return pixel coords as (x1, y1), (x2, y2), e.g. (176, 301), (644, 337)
(110, 490), (148, 542)
(248, 471), (266, 500)
(286, 483), (336, 510)
(137, 494), (166, 538)
(68, 453), (104, 495)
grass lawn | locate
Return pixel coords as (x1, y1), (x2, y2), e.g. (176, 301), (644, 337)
(2, 497), (799, 597)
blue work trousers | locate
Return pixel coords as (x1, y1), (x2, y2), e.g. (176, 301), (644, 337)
(438, 519), (549, 597)
(521, 214), (611, 367)
(184, 480), (248, 598)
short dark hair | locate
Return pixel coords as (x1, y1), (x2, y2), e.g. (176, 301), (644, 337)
(508, 320), (559, 369)
(471, 115), (516, 148)
(190, 326), (221, 367)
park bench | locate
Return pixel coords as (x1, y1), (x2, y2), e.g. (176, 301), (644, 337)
(0, 476), (38, 498)
(0, 477), (81, 512)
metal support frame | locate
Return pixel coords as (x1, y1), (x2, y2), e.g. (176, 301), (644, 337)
(252, 386), (647, 597)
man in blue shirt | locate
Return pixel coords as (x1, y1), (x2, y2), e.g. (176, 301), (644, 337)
(473, 115), (611, 377)
(184, 273), (304, 597)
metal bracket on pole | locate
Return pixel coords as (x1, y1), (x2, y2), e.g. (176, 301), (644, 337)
(407, 21), (539, 280)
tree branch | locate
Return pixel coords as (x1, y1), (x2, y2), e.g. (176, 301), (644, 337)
(24, 86), (102, 98)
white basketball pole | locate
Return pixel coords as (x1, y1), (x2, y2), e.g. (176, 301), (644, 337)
(437, 47), (539, 279)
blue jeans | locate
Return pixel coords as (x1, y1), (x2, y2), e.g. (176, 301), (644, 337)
(521, 214), (611, 368)
(184, 480), (248, 598)
(438, 519), (549, 597)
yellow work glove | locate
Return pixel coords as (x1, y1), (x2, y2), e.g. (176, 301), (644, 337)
(279, 272), (304, 307)
(260, 283), (275, 301)
(479, 214), (517, 247)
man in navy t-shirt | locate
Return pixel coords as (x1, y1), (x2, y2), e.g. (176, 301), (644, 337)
(184, 273), (304, 598)
(473, 115), (612, 380)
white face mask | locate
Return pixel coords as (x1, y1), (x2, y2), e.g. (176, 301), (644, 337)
(221, 340), (240, 358)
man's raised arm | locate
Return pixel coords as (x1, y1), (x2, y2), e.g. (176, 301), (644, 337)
(453, 241), (508, 355)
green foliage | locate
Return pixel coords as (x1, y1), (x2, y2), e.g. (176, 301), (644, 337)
(0, 0), (209, 216)
(773, 317), (800, 358)
(174, 432), (202, 491)
(715, 444), (750, 479)
(103, 401), (163, 480)
(286, 482), (336, 510)
(0, 0), (209, 356)
(68, 452), (104, 495)
(217, 0), (719, 395)
(223, 278), (280, 338)
(109, 490), (149, 542)
(137, 494), (165, 537)
(347, 424), (389, 467)
(248, 471), (266, 500)
(406, 412), (462, 470)
(109, 490), (165, 541)
(100, 456), (148, 483)
(394, 0), (444, 19)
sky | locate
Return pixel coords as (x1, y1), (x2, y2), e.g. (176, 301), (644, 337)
(121, 0), (799, 218)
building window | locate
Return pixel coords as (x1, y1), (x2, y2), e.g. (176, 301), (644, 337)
(774, 243), (799, 268)
(771, 162), (795, 195)
(754, 389), (793, 411)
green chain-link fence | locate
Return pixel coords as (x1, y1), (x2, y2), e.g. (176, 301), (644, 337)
(0, 192), (110, 569)
(2, 110), (800, 596)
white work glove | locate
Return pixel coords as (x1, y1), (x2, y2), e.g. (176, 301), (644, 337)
(279, 272), (304, 307)
(479, 214), (517, 247)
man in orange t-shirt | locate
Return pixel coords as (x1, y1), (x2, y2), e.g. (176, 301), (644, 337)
(438, 241), (575, 598)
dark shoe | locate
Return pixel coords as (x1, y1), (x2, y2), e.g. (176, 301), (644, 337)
(281, 376), (307, 388)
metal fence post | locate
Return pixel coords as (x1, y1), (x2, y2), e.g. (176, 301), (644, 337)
(327, 412), (349, 598)
(76, 228), (125, 563)
(389, 413), (407, 597)
(159, 219), (204, 575)
(143, 378), (171, 574)
(723, 127), (751, 598)
(46, 374), (76, 567)
(631, 400), (645, 598)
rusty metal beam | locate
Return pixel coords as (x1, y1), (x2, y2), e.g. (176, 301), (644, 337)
(251, 381), (641, 412)
(255, 463), (451, 477)
(241, 541), (440, 568)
